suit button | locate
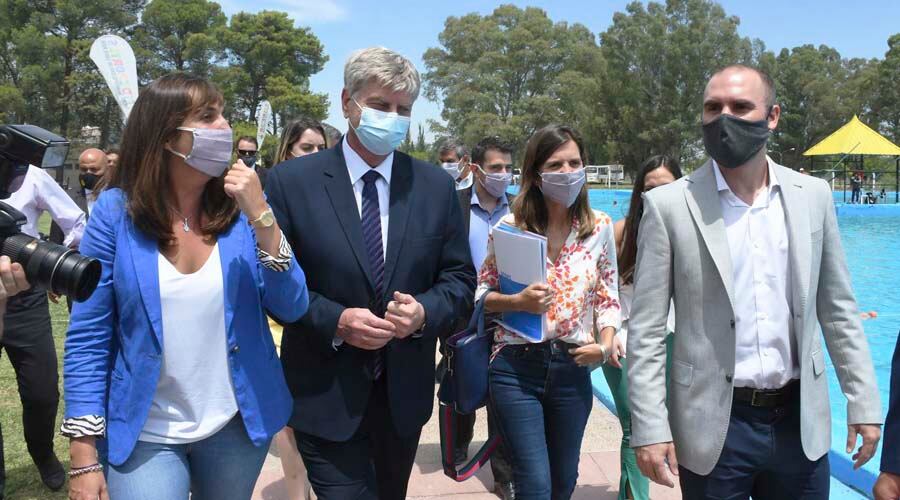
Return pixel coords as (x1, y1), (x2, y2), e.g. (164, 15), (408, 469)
(725, 374), (733, 383)
(231, 345), (240, 354)
(730, 319), (736, 329)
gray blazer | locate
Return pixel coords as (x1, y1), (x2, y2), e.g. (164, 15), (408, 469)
(626, 160), (882, 475)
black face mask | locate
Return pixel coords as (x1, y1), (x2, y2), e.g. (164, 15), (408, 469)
(702, 113), (771, 169)
(239, 154), (257, 169)
(79, 173), (99, 191)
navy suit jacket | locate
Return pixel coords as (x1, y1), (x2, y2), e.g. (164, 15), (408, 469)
(265, 141), (476, 441)
(883, 331), (900, 474)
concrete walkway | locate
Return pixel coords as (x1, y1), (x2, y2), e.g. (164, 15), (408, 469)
(252, 383), (682, 499)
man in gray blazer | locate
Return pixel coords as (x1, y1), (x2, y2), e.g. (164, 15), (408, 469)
(627, 64), (882, 498)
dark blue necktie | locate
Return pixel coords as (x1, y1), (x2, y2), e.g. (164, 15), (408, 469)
(361, 170), (384, 378)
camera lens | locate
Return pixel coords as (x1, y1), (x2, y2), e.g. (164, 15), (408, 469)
(0, 234), (101, 302)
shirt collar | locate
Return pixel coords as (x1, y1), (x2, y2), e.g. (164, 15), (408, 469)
(343, 138), (393, 185)
(712, 159), (780, 193)
(455, 174), (473, 190)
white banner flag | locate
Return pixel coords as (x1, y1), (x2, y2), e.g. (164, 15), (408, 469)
(89, 35), (139, 121)
(256, 101), (273, 149)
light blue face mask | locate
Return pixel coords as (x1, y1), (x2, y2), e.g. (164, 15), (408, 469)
(350, 99), (411, 156)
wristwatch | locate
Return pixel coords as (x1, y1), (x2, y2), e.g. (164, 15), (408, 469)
(249, 208), (275, 229)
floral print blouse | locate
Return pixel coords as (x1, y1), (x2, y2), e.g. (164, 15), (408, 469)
(475, 210), (621, 350)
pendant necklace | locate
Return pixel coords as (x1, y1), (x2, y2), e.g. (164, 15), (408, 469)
(171, 206), (192, 233)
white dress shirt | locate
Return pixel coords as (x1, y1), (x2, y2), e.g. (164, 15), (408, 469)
(343, 139), (391, 257)
(714, 161), (798, 389)
(6, 165), (86, 247)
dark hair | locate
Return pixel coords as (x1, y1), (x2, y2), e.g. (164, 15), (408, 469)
(110, 73), (239, 245)
(438, 138), (467, 159)
(618, 155), (683, 284)
(322, 123), (343, 148)
(105, 147), (120, 156)
(710, 64), (777, 108)
(512, 125), (595, 241)
(471, 136), (514, 166)
(275, 118), (326, 164)
(235, 135), (258, 149)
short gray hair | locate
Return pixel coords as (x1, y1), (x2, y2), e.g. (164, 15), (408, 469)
(344, 47), (421, 101)
(438, 138), (467, 158)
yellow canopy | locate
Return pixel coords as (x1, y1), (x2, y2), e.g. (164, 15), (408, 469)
(803, 115), (900, 156)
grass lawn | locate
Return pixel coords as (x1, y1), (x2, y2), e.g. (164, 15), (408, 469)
(1, 213), (69, 499)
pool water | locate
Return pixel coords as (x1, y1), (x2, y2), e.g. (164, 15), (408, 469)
(571, 188), (897, 494)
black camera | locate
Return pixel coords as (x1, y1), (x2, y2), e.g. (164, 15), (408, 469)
(0, 124), (100, 302)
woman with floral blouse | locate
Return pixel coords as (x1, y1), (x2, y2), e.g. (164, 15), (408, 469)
(476, 125), (621, 499)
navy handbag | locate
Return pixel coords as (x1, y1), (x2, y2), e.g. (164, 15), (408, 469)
(437, 299), (502, 481)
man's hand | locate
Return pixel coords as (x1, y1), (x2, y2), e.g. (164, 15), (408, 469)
(874, 471), (900, 500)
(636, 441), (679, 488)
(385, 291), (425, 339)
(848, 423), (881, 469)
(336, 308), (395, 350)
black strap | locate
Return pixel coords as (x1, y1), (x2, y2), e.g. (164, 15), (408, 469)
(439, 403), (502, 481)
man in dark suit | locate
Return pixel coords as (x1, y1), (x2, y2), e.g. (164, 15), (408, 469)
(875, 331), (900, 500)
(450, 136), (517, 498)
(265, 47), (476, 500)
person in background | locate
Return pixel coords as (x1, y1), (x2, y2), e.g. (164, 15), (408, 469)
(601, 155), (682, 500)
(323, 123), (343, 150)
(0, 162), (87, 497)
(476, 125), (620, 499)
(63, 73), (309, 500)
(76, 148), (108, 217)
(851, 171), (862, 204)
(266, 46), (475, 499)
(628, 64), (881, 499)
(105, 148), (120, 173)
(439, 139), (472, 190)
(274, 118), (328, 165)
(443, 136), (517, 498)
(235, 136), (264, 188)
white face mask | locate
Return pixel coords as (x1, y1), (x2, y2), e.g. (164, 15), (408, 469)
(442, 162), (462, 181)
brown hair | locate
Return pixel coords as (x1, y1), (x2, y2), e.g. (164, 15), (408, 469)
(512, 125), (595, 241)
(275, 118), (327, 164)
(617, 155), (682, 284)
(110, 73), (239, 244)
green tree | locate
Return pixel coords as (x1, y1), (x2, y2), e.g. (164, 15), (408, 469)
(216, 10), (328, 124)
(26, 0), (145, 138)
(423, 5), (603, 152)
(132, 0), (226, 81)
(598, 0), (758, 172)
(873, 34), (900, 144)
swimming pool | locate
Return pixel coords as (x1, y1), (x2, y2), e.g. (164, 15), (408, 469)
(572, 188), (897, 496)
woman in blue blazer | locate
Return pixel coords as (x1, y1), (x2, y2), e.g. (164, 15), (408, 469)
(63, 74), (308, 500)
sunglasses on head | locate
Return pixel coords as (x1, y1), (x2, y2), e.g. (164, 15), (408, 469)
(238, 149), (257, 156)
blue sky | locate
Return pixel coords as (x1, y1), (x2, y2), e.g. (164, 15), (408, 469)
(217, 0), (900, 142)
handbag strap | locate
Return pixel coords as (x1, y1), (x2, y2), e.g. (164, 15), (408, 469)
(438, 403), (502, 482)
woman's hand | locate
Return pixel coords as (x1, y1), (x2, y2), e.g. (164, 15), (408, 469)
(514, 282), (554, 314)
(0, 256), (29, 332)
(569, 344), (606, 367)
(569, 327), (621, 368)
(69, 470), (109, 500)
(224, 159), (267, 220)
(69, 437), (108, 500)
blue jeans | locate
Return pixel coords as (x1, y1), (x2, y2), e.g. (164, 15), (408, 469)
(106, 416), (270, 500)
(489, 340), (593, 500)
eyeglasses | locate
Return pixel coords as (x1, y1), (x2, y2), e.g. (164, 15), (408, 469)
(238, 149), (257, 156)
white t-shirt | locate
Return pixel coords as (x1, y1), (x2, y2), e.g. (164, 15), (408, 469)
(139, 244), (238, 444)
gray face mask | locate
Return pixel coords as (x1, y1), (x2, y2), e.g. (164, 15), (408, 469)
(167, 127), (234, 177)
(702, 113), (771, 169)
(539, 169), (586, 207)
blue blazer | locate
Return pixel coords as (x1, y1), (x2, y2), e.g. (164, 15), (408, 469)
(265, 141), (476, 442)
(63, 188), (309, 466)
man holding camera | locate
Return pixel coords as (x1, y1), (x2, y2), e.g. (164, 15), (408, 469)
(1, 163), (85, 497)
